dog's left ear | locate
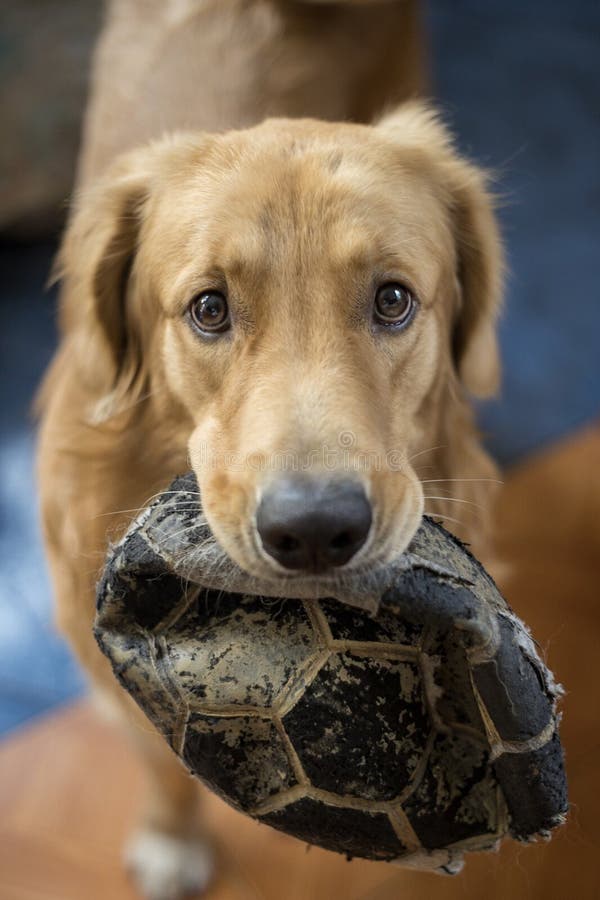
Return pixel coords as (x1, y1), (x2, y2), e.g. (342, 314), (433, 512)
(55, 143), (171, 414)
(54, 135), (208, 422)
(377, 104), (504, 398)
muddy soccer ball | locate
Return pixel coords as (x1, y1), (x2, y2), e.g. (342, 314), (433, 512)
(95, 473), (567, 874)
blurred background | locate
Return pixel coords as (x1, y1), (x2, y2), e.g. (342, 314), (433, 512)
(6, 0), (599, 735)
(0, 2), (599, 897)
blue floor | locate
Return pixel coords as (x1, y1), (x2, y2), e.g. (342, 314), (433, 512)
(1, 0), (599, 736)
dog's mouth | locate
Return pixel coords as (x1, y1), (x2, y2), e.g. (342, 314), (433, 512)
(176, 546), (397, 615)
(169, 514), (423, 615)
(166, 517), (454, 617)
(152, 472), (426, 614)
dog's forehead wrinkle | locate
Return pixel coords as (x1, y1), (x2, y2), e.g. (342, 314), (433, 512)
(148, 132), (455, 322)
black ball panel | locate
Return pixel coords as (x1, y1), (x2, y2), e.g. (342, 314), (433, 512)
(260, 797), (406, 861)
(183, 713), (298, 809)
(100, 533), (185, 629)
(403, 733), (498, 849)
(283, 652), (429, 801)
(319, 597), (423, 646)
(494, 732), (568, 839)
(473, 616), (553, 742)
(424, 629), (487, 734)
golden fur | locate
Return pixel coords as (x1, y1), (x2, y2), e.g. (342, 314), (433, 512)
(37, 4), (503, 897)
(38, 107), (503, 889)
(37, 108), (502, 878)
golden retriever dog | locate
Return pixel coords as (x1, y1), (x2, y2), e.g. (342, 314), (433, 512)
(37, 2), (503, 899)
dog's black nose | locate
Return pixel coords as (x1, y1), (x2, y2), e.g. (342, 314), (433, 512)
(256, 477), (372, 572)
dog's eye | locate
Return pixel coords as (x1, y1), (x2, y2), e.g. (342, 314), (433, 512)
(189, 291), (230, 334)
(373, 283), (416, 328)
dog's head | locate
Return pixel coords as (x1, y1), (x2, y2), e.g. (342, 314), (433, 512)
(59, 105), (502, 581)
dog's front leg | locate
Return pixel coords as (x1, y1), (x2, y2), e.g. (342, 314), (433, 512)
(117, 707), (214, 900)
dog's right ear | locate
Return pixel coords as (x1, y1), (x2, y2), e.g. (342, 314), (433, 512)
(377, 104), (504, 399)
(55, 138), (195, 422)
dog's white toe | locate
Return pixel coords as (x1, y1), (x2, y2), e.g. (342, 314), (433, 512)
(125, 827), (214, 900)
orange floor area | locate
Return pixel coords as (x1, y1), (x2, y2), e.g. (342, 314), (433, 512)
(1, 426), (599, 900)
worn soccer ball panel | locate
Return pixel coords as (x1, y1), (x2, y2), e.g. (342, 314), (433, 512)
(281, 651), (430, 801)
(95, 473), (568, 873)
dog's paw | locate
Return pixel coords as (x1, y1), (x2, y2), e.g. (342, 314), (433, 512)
(125, 827), (214, 900)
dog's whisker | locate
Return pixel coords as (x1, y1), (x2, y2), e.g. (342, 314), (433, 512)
(138, 488), (202, 509)
(408, 444), (447, 463)
(94, 502), (203, 520)
(94, 508), (147, 520)
(153, 523), (213, 546)
(144, 489), (201, 501)
(422, 495), (486, 511)
(423, 510), (467, 530)
(420, 477), (504, 485)
(417, 484), (461, 495)
(174, 538), (221, 564)
(94, 489), (202, 522)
